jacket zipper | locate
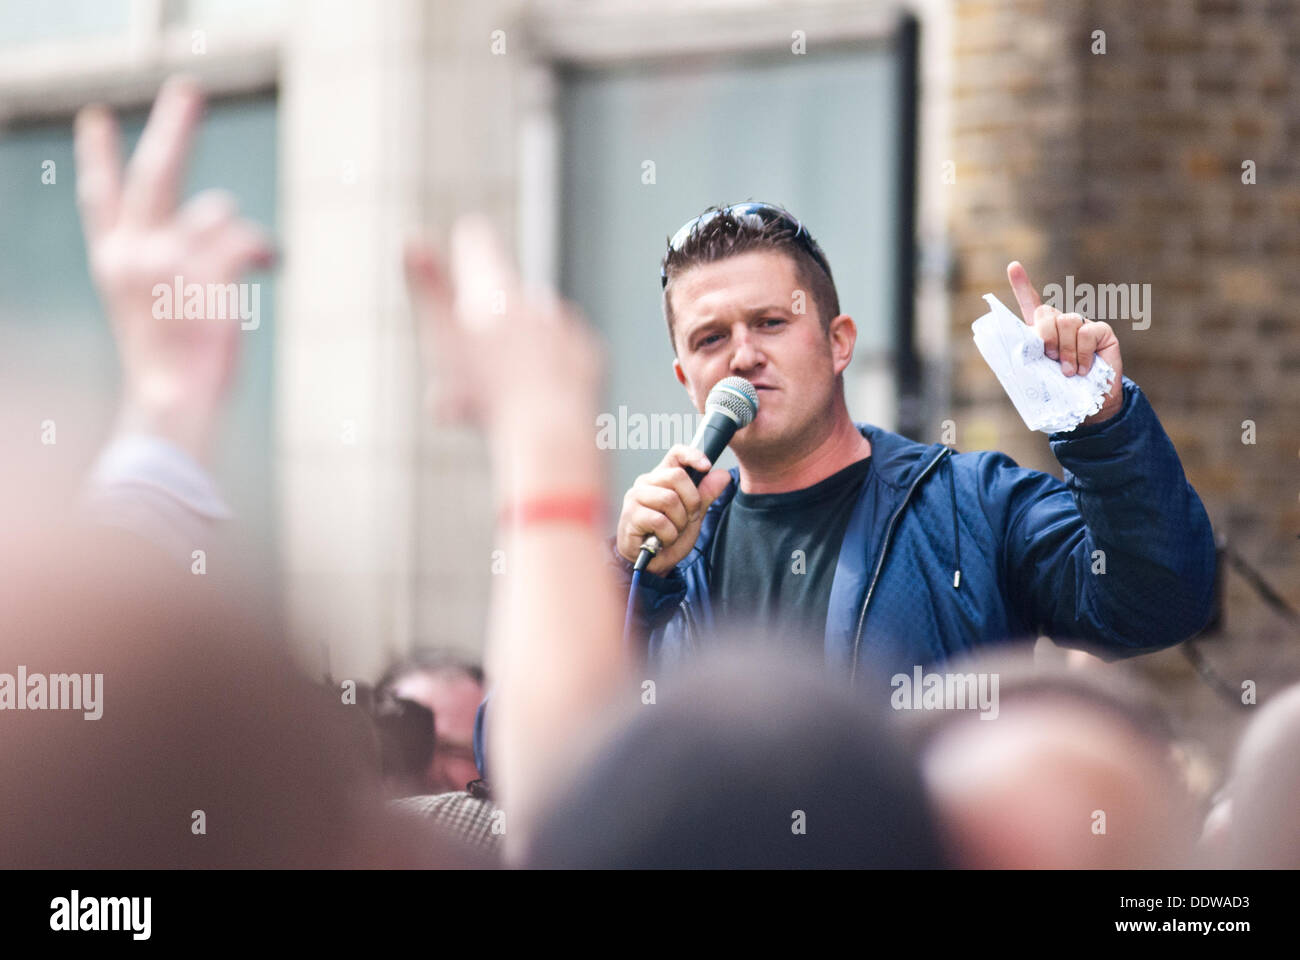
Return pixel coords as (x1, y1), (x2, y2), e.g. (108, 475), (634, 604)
(681, 598), (700, 653)
(849, 447), (952, 683)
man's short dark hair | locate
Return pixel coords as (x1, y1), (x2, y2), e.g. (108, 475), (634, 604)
(660, 203), (840, 354)
(525, 644), (945, 868)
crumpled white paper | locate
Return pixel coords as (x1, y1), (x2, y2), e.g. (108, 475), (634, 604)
(971, 293), (1116, 434)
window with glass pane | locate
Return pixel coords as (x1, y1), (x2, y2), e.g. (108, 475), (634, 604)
(0, 94), (278, 552)
(0, 0), (133, 50)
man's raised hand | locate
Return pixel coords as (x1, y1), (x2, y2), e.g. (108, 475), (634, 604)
(1007, 260), (1124, 426)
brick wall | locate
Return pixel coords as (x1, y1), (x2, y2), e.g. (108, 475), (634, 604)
(946, 0), (1300, 767)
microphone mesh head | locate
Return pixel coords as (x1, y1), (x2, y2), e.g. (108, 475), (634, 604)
(706, 376), (759, 428)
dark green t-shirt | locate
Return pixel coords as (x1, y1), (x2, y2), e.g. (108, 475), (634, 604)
(708, 456), (872, 650)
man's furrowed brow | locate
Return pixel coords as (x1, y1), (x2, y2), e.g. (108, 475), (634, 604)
(681, 301), (794, 342)
(689, 302), (791, 327)
(747, 302), (794, 317)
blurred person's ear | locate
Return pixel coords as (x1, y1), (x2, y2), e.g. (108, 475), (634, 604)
(1198, 793), (1233, 861)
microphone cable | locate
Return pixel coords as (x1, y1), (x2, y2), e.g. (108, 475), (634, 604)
(623, 568), (642, 650)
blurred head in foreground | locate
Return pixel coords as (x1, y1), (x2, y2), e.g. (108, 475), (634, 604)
(908, 652), (1196, 869)
(1209, 681), (1300, 868)
(525, 640), (946, 869)
(0, 515), (480, 868)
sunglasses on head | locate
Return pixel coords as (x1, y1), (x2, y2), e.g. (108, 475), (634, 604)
(660, 201), (833, 289)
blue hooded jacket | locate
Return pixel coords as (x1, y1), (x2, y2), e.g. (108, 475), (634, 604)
(474, 376), (1217, 776)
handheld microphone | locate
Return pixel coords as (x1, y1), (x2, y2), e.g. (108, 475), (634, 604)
(633, 376), (759, 573)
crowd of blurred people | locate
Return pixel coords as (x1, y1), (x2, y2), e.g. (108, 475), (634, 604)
(3, 76), (1298, 872)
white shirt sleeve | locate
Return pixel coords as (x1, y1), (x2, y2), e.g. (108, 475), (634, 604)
(82, 433), (232, 559)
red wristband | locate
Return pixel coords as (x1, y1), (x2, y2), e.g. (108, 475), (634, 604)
(497, 493), (605, 529)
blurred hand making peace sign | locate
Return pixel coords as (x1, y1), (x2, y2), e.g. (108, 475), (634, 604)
(74, 76), (273, 461)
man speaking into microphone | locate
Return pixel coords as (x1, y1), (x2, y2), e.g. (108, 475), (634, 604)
(610, 201), (1216, 685)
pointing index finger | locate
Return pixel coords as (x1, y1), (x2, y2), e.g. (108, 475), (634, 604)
(1007, 260), (1043, 326)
